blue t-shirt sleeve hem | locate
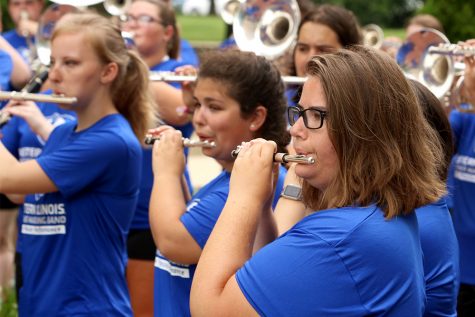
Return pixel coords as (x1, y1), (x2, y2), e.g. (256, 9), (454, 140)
(235, 270), (266, 317)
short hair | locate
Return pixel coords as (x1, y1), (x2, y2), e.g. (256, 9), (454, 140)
(407, 14), (444, 33)
(298, 4), (362, 48)
(288, 4), (362, 76)
(302, 45), (445, 218)
(52, 13), (156, 140)
(409, 79), (453, 181)
(198, 50), (290, 153)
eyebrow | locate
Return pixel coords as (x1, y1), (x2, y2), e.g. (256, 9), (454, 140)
(201, 96), (224, 104)
(297, 103), (327, 111)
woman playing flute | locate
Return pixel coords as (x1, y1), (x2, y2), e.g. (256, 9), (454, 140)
(147, 49), (290, 316)
(190, 46), (445, 316)
(0, 12), (155, 315)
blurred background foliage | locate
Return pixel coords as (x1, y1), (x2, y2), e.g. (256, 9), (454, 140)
(1, 0), (475, 43)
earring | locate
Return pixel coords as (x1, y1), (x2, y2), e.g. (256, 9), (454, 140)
(251, 124), (255, 129)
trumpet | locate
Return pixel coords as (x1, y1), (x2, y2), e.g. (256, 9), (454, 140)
(144, 135), (216, 148)
(231, 145), (315, 165)
(149, 71), (307, 85)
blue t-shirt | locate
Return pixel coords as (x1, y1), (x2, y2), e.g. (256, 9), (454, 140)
(2, 29), (34, 63)
(153, 166), (287, 316)
(131, 59), (192, 230)
(1, 98), (75, 255)
(0, 49), (13, 93)
(449, 109), (475, 285)
(179, 39), (199, 67)
(19, 115), (141, 316)
(416, 198), (459, 317)
(236, 205), (425, 316)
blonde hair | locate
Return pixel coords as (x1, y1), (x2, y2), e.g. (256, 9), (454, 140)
(52, 13), (156, 140)
(303, 45), (445, 219)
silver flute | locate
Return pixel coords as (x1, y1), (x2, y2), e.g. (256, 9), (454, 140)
(231, 145), (315, 165)
(149, 71), (307, 85)
(0, 91), (77, 128)
(144, 135), (216, 148)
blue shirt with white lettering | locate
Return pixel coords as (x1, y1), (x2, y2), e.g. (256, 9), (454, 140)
(449, 109), (475, 285)
(19, 115), (141, 316)
(153, 166), (287, 316)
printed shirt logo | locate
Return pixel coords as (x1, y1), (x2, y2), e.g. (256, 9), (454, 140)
(36, 113), (75, 145)
(154, 250), (190, 278)
(454, 155), (475, 184)
(21, 202), (67, 235)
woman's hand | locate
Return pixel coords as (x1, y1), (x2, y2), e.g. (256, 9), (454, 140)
(175, 65), (198, 116)
(149, 126), (185, 176)
(3, 99), (54, 140)
(230, 139), (278, 210)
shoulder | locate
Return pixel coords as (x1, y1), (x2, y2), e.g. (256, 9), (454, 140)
(89, 115), (140, 150)
(292, 205), (418, 246)
(2, 30), (17, 41)
(151, 59), (187, 72)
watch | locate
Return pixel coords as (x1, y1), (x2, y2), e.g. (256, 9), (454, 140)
(280, 184), (303, 201)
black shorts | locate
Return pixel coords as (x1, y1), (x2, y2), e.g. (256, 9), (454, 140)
(127, 229), (156, 261)
(0, 193), (19, 210)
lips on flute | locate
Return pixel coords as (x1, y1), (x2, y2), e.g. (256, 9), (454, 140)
(144, 135), (216, 148)
(231, 145), (315, 165)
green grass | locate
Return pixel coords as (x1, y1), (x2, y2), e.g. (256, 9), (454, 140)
(177, 14), (405, 46)
(0, 287), (18, 317)
(384, 28), (406, 40)
(177, 14), (227, 44)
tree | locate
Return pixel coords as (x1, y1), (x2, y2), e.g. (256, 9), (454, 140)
(419, 0), (475, 42)
(311, 0), (417, 27)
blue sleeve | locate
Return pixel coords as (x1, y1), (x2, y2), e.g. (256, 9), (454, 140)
(235, 232), (360, 317)
(449, 110), (463, 148)
(272, 165), (287, 209)
(0, 49), (13, 91)
(179, 39), (199, 66)
(1, 116), (21, 158)
(37, 130), (138, 198)
(180, 190), (228, 248)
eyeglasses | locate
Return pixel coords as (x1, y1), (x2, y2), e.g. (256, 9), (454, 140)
(287, 105), (327, 129)
(119, 14), (163, 26)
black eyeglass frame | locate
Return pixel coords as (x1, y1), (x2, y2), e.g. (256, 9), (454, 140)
(287, 105), (328, 129)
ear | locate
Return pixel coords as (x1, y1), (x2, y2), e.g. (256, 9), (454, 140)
(100, 62), (119, 85)
(163, 25), (174, 44)
(249, 105), (267, 132)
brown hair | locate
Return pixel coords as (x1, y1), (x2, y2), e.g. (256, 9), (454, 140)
(52, 13), (156, 140)
(303, 45), (445, 218)
(410, 79), (453, 181)
(198, 50), (290, 153)
(289, 4), (362, 76)
(407, 14), (444, 33)
(132, 0), (180, 59)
